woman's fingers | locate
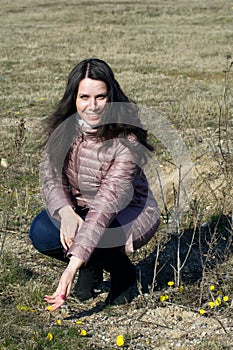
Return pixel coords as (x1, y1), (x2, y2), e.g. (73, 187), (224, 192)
(60, 233), (73, 250)
(60, 214), (84, 240)
(60, 234), (67, 251)
(60, 219), (75, 249)
(44, 293), (66, 311)
(44, 290), (67, 311)
(64, 237), (73, 248)
(44, 267), (76, 312)
(59, 212), (84, 251)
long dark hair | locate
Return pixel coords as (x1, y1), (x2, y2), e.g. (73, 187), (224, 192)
(45, 58), (153, 169)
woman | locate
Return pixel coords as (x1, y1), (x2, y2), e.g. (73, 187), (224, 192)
(30, 58), (160, 311)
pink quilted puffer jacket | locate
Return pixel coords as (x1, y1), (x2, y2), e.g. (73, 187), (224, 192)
(43, 125), (160, 263)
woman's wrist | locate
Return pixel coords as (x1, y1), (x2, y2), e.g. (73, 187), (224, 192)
(58, 205), (74, 218)
(67, 255), (84, 273)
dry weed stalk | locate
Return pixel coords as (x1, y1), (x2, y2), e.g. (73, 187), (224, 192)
(0, 211), (9, 257)
(14, 117), (26, 153)
(153, 160), (195, 288)
(169, 163), (197, 287)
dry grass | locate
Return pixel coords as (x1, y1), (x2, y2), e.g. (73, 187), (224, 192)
(0, 0), (233, 349)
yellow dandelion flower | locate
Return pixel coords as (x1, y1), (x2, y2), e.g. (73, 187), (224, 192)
(47, 305), (53, 311)
(146, 339), (150, 345)
(47, 333), (53, 341)
(179, 285), (184, 293)
(199, 309), (206, 315)
(39, 97), (46, 101)
(80, 329), (87, 336)
(208, 301), (215, 309)
(16, 304), (36, 313)
(116, 334), (125, 347)
(209, 285), (215, 291)
(165, 294), (169, 300)
(56, 319), (62, 325)
(76, 320), (83, 325)
(168, 281), (175, 287)
(218, 290), (223, 295)
(160, 295), (166, 302)
(215, 298), (221, 307)
(223, 296), (229, 302)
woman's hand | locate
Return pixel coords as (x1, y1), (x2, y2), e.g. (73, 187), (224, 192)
(58, 205), (84, 251)
(44, 256), (84, 311)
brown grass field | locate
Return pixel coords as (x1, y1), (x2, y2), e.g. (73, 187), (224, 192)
(0, 0), (233, 349)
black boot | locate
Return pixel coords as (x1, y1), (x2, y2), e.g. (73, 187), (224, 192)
(100, 247), (137, 305)
(74, 263), (103, 301)
(105, 265), (137, 305)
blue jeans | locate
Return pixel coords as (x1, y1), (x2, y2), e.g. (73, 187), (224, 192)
(29, 209), (136, 304)
(29, 209), (62, 251)
(29, 209), (70, 262)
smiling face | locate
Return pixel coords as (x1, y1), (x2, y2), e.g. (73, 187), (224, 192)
(76, 78), (108, 126)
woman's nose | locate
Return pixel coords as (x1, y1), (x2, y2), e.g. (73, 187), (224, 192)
(89, 98), (97, 110)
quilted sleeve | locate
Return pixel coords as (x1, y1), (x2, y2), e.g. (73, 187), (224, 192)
(41, 153), (73, 219)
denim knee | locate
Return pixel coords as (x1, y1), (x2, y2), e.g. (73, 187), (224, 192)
(29, 209), (61, 251)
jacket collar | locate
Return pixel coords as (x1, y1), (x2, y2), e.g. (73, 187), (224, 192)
(75, 115), (98, 139)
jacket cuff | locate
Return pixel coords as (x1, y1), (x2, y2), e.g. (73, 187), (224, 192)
(67, 243), (94, 264)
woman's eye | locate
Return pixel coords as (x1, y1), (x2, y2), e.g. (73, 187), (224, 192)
(97, 94), (107, 100)
(80, 95), (88, 100)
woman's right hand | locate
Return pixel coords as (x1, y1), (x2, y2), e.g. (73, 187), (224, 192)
(44, 256), (84, 311)
(58, 205), (84, 251)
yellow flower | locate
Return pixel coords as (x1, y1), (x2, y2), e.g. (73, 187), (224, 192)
(160, 295), (168, 302)
(76, 320), (83, 325)
(167, 281), (175, 287)
(47, 305), (53, 311)
(16, 304), (36, 313)
(146, 339), (150, 344)
(215, 297), (221, 306)
(179, 285), (184, 293)
(160, 294), (169, 302)
(209, 285), (215, 291)
(116, 334), (125, 347)
(80, 329), (87, 336)
(199, 309), (206, 315)
(218, 290), (223, 295)
(208, 301), (215, 309)
(223, 296), (229, 302)
(47, 333), (53, 341)
(56, 319), (62, 325)
(39, 97), (46, 101)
